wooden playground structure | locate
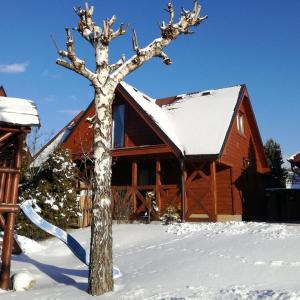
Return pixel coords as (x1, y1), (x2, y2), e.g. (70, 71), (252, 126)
(0, 127), (27, 289)
(0, 90), (39, 289)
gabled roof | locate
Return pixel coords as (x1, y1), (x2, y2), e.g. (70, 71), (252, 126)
(31, 111), (84, 167)
(121, 82), (243, 157)
(0, 96), (40, 127)
(32, 82), (259, 164)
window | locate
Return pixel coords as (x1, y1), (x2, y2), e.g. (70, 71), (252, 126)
(112, 104), (125, 148)
(237, 113), (244, 135)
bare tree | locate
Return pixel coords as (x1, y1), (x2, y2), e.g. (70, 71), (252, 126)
(56, 1), (207, 296)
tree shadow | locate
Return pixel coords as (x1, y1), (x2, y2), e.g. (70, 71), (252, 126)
(12, 253), (88, 292)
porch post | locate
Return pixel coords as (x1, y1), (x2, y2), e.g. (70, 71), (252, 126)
(155, 159), (161, 212)
(131, 161), (137, 212)
(180, 159), (187, 222)
(210, 160), (218, 222)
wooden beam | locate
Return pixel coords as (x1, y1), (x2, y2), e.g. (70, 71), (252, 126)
(0, 214), (22, 255)
(180, 159), (187, 221)
(0, 204), (20, 213)
(131, 161), (137, 212)
(112, 144), (173, 157)
(156, 159), (161, 212)
(0, 161), (7, 203)
(11, 134), (23, 204)
(210, 161), (218, 222)
(0, 127), (30, 133)
(0, 168), (20, 174)
(0, 212), (16, 289)
(0, 133), (14, 144)
(4, 161), (13, 204)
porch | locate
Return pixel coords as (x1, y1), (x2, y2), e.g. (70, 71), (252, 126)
(78, 156), (226, 225)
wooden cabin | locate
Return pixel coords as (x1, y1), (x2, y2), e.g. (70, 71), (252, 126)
(0, 86), (39, 289)
(34, 82), (269, 224)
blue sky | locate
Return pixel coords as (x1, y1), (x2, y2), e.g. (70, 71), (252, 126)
(0, 0), (300, 159)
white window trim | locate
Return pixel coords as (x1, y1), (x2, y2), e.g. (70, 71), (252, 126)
(237, 113), (244, 135)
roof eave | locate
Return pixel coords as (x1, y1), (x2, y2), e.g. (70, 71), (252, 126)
(183, 153), (219, 161)
(219, 84), (246, 158)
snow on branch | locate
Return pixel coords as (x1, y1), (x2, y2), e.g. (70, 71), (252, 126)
(73, 3), (127, 46)
(56, 1), (206, 84)
(110, 0), (207, 83)
(56, 28), (95, 81)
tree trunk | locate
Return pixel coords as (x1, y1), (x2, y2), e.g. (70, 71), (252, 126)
(88, 88), (114, 295)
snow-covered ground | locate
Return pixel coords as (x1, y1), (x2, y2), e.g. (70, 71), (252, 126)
(2, 222), (300, 299)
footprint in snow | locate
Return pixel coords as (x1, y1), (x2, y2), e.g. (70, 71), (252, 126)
(271, 261), (284, 266)
(254, 261), (266, 265)
(146, 245), (156, 249)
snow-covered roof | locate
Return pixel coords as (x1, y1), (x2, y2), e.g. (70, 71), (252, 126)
(121, 82), (243, 156)
(160, 86), (242, 156)
(31, 83), (244, 164)
(31, 129), (71, 168)
(288, 152), (300, 167)
(31, 112), (83, 168)
(0, 96), (39, 127)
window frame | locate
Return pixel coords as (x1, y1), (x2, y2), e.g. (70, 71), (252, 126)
(237, 112), (245, 136)
(112, 104), (126, 148)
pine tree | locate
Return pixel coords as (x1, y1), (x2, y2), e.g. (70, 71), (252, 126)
(17, 147), (79, 239)
(264, 139), (286, 187)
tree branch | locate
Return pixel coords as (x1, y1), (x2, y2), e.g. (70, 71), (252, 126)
(165, 1), (175, 25)
(132, 29), (140, 55)
(110, 0), (207, 84)
(111, 23), (129, 41)
(56, 28), (95, 81)
(109, 55), (126, 73)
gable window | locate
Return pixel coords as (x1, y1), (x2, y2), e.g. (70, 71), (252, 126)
(112, 104), (125, 148)
(237, 112), (244, 135)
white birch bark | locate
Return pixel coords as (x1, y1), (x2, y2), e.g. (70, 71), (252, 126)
(88, 89), (115, 293)
(56, 1), (207, 296)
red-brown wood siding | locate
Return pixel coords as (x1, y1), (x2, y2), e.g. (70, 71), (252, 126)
(64, 91), (166, 159)
(220, 95), (267, 216)
(64, 103), (95, 159)
(125, 102), (163, 147)
(216, 165), (233, 214)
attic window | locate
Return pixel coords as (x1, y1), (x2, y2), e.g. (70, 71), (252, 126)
(237, 112), (244, 135)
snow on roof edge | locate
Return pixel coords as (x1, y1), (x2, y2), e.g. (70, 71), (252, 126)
(0, 96), (40, 127)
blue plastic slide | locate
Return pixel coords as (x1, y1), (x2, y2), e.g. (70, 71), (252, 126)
(20, 200), (121, 279)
